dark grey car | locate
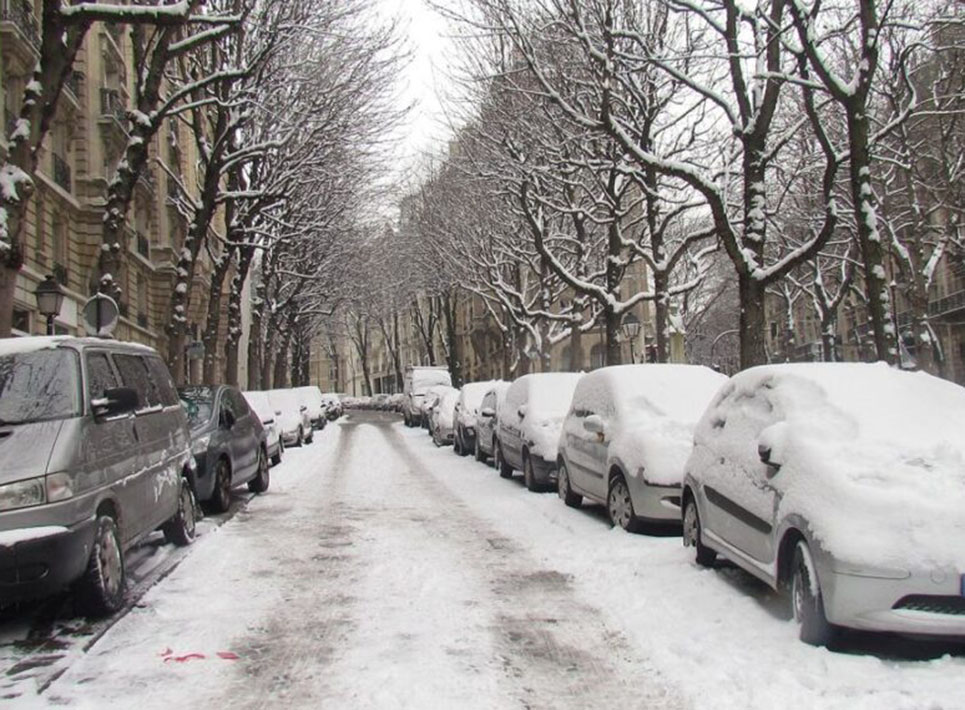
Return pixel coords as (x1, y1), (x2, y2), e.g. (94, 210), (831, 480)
(179, 385), (270, 513)
(0, 337), (196, 616)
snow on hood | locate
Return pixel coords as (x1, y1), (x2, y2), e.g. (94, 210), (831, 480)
(456, 380), (501, 426)
(577, 365), (726, 485)
(696, 363), (965, 571)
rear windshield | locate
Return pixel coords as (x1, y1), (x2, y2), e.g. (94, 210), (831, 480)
(0, 349), (81, 424)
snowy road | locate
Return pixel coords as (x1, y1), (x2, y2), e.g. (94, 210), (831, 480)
(10, 411), (965, 709)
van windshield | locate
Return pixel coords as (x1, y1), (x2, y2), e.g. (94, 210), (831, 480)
(0, 349), (81, 424)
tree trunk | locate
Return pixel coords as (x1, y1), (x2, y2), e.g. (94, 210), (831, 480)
(605, 307), (622, 366)
(247, 295), (263, 390)
(569, 322), (583, 370)
(201, 250), (233, 383)
(738, 273), (768, 369)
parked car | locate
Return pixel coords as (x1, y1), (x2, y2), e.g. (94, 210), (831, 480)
(241, 390), (284, 466)
(452, 380), (501, 457)
(179, 386), (270, 513)
(267, 388), (314, 446)
(682, 363), (965, 646)
(293, 386), (328, 430)
(402, 366), (452, 427)
(429, 388), (461, 446)
(420, 384), (455, 429)
(474, 382), (511, 464)
(0, 336), (196, 616)
(494, 373), (583, 491)
(320, 393), (344, 420)
(557, 364), (727, 531)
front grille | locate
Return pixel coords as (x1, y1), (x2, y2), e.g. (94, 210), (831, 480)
(893, 595), (965, 615)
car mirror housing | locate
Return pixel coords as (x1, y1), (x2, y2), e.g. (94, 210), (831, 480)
(480, 407), (495, 418)
(517, 404), (528, 419)
(757, 422), (789, 474)
(92, 386), (139, 419)
(583, 414), (605, 435)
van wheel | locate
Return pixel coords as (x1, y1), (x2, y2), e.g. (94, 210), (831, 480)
(248, 448), (270, 493)
(474, 436), (485, 462)
(523, 454), (540, 492)
(270, 444), (282, 467)
(163, 478), (198, 547)
(209, 458), (232, 513)
(453, 431), (464, 456)
(296, 428), (304, 447)
(495, 442), (513, 479)
(683, 497), (716, 567)
(75, 515), (126, 617)
(791, 541), (838, 647)
(306, 428), (314, 444)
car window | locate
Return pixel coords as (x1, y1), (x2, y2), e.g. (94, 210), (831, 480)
(145, 356), (179, 407)
(221, 389), (238, 419)
(86, 352), (119, 400)
(228, 389), (250, 418)
(0, 349), (81, 424)
(114, 354), (161, 410)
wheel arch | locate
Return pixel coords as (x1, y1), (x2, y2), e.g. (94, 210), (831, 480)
(777, 527), (807, 590)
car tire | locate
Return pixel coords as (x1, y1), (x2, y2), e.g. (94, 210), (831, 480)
(453, 430), (463, 455)
(523, 454), (540, 492)
(208, 458), (232, 513)
(474, 436), (485, 462)
(791, 541), (838, 647)
(557, 461), (582, 508)
(607, 475), (642, 532)
(248, 448), (270, 493)
(495, 442), (513, 479)
(270, 444), (282, 467)
(306, 427), (314, 444)
(683, 496), (716, 567)
(296, 428), (304, 447)
(75, 514), (126, 617)
(163, 478), (198, 547)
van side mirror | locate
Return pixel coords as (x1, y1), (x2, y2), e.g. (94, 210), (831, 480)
(92, 387), (139, 419)
(480, 407), (495, 418)
(583, 414), (605, 435)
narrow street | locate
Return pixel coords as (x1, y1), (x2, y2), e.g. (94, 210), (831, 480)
(9, 411), (963, 710)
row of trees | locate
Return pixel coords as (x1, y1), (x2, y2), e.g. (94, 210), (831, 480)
(338, 0), (962, 381)
(1, 0), (405, 387)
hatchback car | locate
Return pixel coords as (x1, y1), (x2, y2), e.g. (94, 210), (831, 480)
(420, 384), (456, 430)
(293, 386), (328, 430)
(179, 386), (270, 513)
(430, 388), (460, 446)
(0, 337), (196, 616)
(682, 363), (965, 646)
(474, 382), (511, 463)
(241, 390), (284, 466)
(558, 365), (726, 531)
(494, 373), (583, 491)
(452, 380), (500, 457)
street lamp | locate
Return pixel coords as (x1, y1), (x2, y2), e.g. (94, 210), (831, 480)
(34, 275), (65, 335)
(620, 313), (641, 364)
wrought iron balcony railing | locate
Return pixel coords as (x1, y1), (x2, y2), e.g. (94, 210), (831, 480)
(0, 0), (40, 51)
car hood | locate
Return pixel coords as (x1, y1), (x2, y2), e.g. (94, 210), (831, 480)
(524, 415), (565, 463)
(0, 419), (65, 483)
(607, 417), (695, 486)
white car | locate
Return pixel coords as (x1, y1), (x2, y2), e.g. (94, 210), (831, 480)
(429, 388), (460, 446)
(242, 390), (284, 466)
(558, 364), (726, 530)
(452, 380), (501, 457)
(682, 363), (965, 646)
(293, 386), (328, 430)
(495, 373), (583, 491)
(267, 389), (313, 446)
(474, 382), (511, 463)
(420, 384), (456, 430)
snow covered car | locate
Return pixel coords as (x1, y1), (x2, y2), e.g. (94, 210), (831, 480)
(473, 381), (511, 464)
(267, 389), (314, 446)
(293, 386), (328, 430)
(420, 384), (455, 430)
(320, 393), (344, 420)
(495, 373), (583, 491)
(179, 385), (270, 513)
(681, 363), (965, 646)
(241, 390), (284, 466)
(402, 366), (452, 427)
(452, 380), (501, 457)
(429, 388), (460, 446)
(0, 337), (196, 616)
(558, 364), (727, 531)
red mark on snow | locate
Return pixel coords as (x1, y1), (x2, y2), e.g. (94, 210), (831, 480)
(163, 653), (206, 663)
(216, 651), (240, 660)
(159, 648), (173, 657)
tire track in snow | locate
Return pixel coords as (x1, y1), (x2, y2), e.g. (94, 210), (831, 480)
(377, 421), (683, 710)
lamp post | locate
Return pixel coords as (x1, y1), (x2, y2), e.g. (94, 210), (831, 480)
(34, 275), (65, 335)
(620, 313), (641, 364)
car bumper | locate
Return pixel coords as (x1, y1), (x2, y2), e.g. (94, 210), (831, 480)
(0, 518), (97, 604)
(823, 567), (965, 637)
(529, 456), (558, 484)
(630, 481), (683, 523)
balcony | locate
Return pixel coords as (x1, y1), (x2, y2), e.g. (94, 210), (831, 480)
(98, 87), (128, 143)
(62, 70), (84, 108)
(0, 0), (41, 63)
(52, 153), (71, 192)
(929, 289), (965, 319)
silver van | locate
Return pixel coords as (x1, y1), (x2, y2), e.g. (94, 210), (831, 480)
(0, 336), (197, 616)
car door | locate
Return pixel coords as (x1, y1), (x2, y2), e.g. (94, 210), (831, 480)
(499, 379), (527, 469)
(699, 384), (780, 563)
(82, 350), (141, 543)
(477, 391), (496, 453)
(228, 388), (259, 477)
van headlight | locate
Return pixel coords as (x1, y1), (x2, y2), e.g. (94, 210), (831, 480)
(0, 477), (47, 512)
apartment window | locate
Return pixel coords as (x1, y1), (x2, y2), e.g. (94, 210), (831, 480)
(51, 213), (67, 276)
(12, 308), (31, 335)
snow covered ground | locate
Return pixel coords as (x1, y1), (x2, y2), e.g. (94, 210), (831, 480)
(7, 411), (964, 709)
